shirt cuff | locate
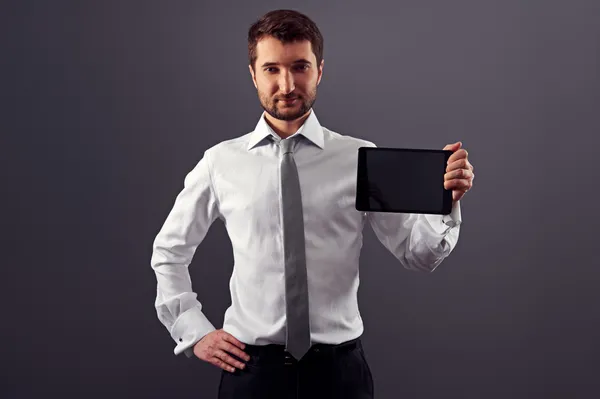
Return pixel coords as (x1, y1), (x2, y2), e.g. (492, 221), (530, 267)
(170, 306), (216, 357)
(443, 200), (462, 228)
(424, 200), (462, 235)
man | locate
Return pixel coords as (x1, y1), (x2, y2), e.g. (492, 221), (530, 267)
(150, 9), (475, 399)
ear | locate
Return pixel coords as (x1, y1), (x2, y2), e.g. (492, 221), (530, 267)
(317, 59), (324, 86)
(249, 64), (258, 89)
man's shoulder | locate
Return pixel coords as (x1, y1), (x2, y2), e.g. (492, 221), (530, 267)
(203, 131), (255, 156)
(321, 126), (377, 149)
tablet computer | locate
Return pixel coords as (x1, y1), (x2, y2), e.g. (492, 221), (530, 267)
(355, 147), (453, 215)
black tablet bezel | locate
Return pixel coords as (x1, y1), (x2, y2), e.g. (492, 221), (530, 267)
(355, 147), (453, 215)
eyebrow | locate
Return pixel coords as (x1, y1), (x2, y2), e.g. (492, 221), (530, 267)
(261, 59), (312, 68)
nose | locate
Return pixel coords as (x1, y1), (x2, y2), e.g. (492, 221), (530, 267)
(278, 70), (295, 94)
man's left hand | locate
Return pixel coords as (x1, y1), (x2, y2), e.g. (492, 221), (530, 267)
(443, 142), (475, 202)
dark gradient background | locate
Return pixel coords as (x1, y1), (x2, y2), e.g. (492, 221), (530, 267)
(2, 1), (599, 398)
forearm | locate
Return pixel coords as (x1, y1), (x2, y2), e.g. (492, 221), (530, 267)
(152, 248), (217, 355)
(403, 215), (460, 272)
(370, 201), (462, 272)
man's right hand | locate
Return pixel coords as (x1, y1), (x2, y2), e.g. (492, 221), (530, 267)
(193, 329), (251, 373)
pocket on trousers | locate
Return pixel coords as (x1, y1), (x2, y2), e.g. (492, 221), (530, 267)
(343, 346), (374, 398)
(218, 359), (287, 399)
(357, 346), (374, 395)
(328, 347), (373, 398)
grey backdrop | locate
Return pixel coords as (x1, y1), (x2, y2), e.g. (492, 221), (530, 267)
(3, 0), (600, 398)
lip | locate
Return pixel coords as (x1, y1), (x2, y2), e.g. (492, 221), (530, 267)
(279, 98), (298, 102)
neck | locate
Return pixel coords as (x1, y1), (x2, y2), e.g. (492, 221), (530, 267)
(264, 109), (311, 139)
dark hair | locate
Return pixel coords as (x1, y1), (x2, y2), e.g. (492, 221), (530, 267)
(248, 9), (324, 71)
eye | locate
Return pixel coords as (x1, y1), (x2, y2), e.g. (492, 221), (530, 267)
(295, 64), (309, 71)
(265, 67), (278, 73)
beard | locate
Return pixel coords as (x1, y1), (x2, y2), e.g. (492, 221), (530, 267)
(257, 85), (317, 121)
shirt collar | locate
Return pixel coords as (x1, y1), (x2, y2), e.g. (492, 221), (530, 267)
(246, 108), (325, 151)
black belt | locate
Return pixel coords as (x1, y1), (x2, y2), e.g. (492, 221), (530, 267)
(241, 337), (362, 365)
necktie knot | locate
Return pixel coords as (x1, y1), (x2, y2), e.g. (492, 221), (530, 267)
(280, 138), (295, 155)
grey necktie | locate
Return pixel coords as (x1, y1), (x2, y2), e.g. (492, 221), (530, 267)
(279, 137), (311, 360)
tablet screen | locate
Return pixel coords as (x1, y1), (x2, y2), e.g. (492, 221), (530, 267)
(355, 147), (453, 215)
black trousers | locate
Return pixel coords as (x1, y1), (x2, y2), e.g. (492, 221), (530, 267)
(218, 337), (374, 399)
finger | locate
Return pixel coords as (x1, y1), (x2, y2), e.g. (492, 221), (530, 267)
(446, 158), (472, 172)
(221, 332), (246, 351)
(443, 141), (462, 151)
(445, 168), (473, 181)
(210, 357), (236, 373)
(219, 341), (251, 362)
(444, 179), (471, 191)
(447, 149), (468, 165)
(214, 350), (246, 371)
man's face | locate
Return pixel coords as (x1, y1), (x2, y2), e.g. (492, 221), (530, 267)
(249, 37), (323, 121)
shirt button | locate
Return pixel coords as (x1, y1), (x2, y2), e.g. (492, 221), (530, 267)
(179, 338), (183, 342)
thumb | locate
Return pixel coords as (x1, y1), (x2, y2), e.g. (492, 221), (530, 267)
(443, 141), (462, 151)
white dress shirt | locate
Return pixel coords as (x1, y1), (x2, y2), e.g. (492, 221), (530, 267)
(150, 109), (461, 357)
